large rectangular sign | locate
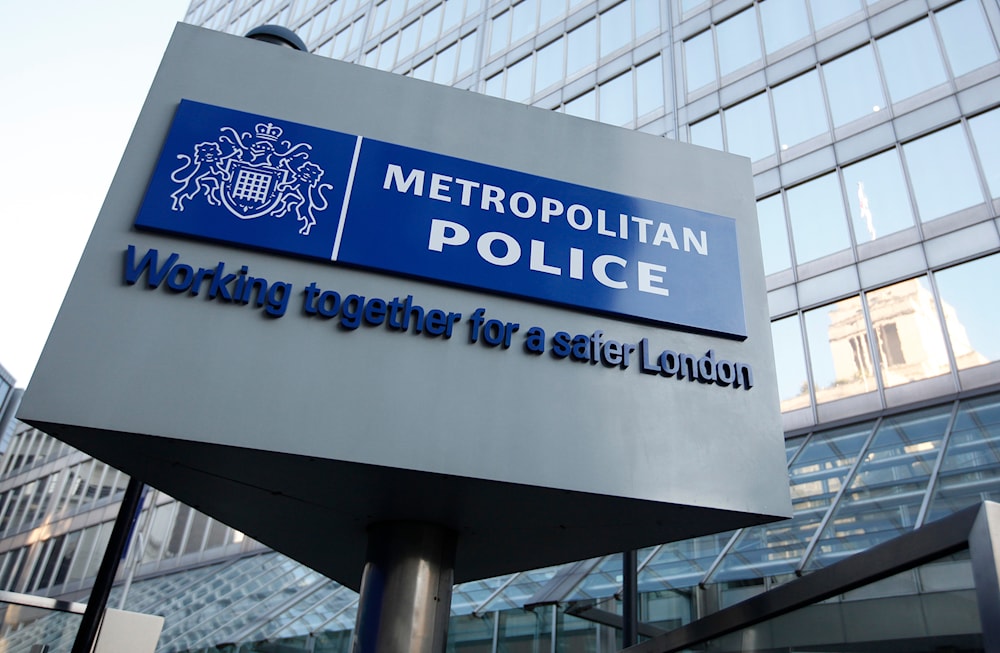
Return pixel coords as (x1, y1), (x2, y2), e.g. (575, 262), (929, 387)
(136, 100), (746, 338)
(21, 25), (788, 588)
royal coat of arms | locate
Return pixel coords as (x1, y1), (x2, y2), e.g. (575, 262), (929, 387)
(169, 121), (332, 236)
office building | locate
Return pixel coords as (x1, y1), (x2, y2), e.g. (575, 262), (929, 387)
(1, 0), (998, 651)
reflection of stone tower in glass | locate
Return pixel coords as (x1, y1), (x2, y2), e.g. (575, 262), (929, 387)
(828, 279), (986, 394)
(825, 297), (876, 401)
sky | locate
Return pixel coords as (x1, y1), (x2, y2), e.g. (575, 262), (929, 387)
(0, 1), (191, 384)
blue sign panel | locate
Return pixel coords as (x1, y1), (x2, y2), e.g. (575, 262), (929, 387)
(136, 101), (746, 338)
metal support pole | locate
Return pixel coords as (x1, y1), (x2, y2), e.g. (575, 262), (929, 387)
(352, 521), (457, 653)
(622, 550), (638, 648)
(71, 477), (145, 653)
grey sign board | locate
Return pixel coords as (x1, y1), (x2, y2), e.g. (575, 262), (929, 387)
(21, 24), (790, 588)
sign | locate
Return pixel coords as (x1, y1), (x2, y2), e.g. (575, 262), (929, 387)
(20, 25), (790, 589)
(137, 100), (746, 337)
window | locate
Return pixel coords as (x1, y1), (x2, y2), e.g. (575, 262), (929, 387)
(510, 0), (537, 45)
(600, 2), (631, 58)
(866, 278), (950, 387)
(565, 90), (596, 120)
(433, 42), (458, 84)
(823, 45), (885, 127)
(772, 70), (829, 149)
(599, 72), (632, 126)
(725, 93), (774, 161)
(877, 19), (948, 103)
(804, 296), (877, 404)
(489, 8), (510, 55)
(689, 113), (722, 151)
(756, 195), (791, 274)
(903, 124), (984, 221)
(684, 30), (715, 92)
(760, 0), (809, 54)
(936, 0), (998, 77)
(420, 4), (444, 51)
(840, 149), (914, 241)
(934, 254), (1000, 371)
(808, 0), (862, 30)
(635, 56), (665, 116)
(771, 316), (809, 411)
(969, 109), (1000, 198)
(786, 173), (850, 264)
(535, 39), (564, 94)
(566, 19), (597, 76)
(716, 8), (761, 76)
(504, 56), (531, 102)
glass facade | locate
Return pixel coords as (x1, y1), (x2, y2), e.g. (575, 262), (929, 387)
(3, 0), (1000, 650)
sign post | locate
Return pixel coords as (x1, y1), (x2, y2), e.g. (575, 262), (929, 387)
(353, 522), (456, 652)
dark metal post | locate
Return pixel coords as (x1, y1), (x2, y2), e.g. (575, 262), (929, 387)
(622, 550), (638, 647)
(71, 477), (145, 653)
(352, 521), (457, 653)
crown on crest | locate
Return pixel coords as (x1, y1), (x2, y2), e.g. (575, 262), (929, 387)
(255, 122), (283, 141)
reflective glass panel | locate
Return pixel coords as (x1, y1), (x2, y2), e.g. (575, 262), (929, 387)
(484, 71), (503, 97)
(638, 532), (737, 590)
(385, 0), (404, 26)
(804, 296), (877, 404)
(756, 194), (791, 275)
(566, 19), (597, 75)
(504, 56), (531, 102)
(599, 72), (632, 126)
(716, 8), (761, 77)
(689, 113), (722, 151)
(489, 9), (509, 55)
(478, 567), (560, 612)
(635, 0), (659, 36)
(566, 555), (622, 600)
(349, 18), (365, 52)
(397, 20), (419, 60)
(539, 0), (563, 26)
(635, 56), (664, 115)
(969, 108), (1000, 198)
(712, 421), (874, 581)
(600, 1), (631, 58)
(433, 43), (458, 85)
(457, 32), (477, 77)
(760, 0), (810, 54)
(441, 0), (463, 34)
(786, 173), (850, 264)
(772, 70), (828, 149)
(684, 30), (715, 92)
(534, 38), (564, 94)
(934, 253), (1000, 369)
(926, 393), (1000, 522)
(565, 89), (596, 120)
(841, 148), (914, 242)
(771, 315), (810, 412)
(510, 0), (536, 44)
(877, 19), (948, 103)
(936, 0), (998, 77)
(420, 4), (443, 50)
(413, 57), (434, 81)
(809, 0), (862, 30)
(376, 34), (397, 70)
(866, 277), (951, 388)
(725, 93), (774, 161)
(904, 124), (984, 221)
(805, 405), (951, 568)
(823, 45), (885, 127)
